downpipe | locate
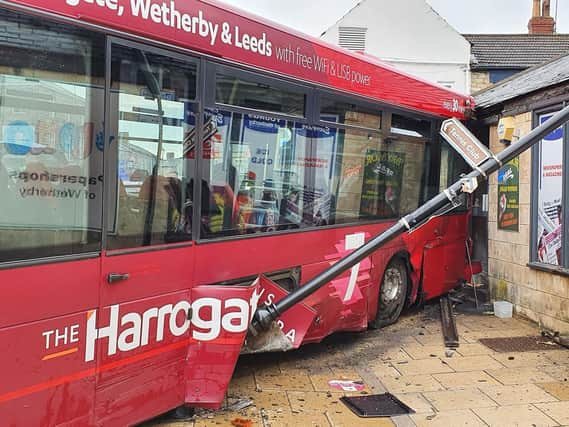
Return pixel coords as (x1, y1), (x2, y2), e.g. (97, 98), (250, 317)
(249, 105), (569, 335)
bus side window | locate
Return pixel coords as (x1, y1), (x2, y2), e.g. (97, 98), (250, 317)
(0, 10), (105, 263)
(106, 45), (198, 250)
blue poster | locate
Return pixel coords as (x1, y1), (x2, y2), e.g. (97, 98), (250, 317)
(4, 121), (34, 155)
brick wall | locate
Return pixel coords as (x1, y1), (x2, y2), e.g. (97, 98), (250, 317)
(487, 112), (569, 334)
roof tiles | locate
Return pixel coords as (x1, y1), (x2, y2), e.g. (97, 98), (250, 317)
(464, 34), (569, 70)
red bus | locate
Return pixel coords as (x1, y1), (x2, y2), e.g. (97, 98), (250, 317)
(0, 0), (475, 425)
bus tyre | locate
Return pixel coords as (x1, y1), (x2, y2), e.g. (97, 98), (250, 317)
(370, 258), (408, 329)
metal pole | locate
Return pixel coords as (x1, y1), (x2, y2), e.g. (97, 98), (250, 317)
(250, 104), (569, 334)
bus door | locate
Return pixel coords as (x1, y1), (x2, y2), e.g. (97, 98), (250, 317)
(421, 137), (471, 298)
(96, 40), (199, 425)
(0, 11), (105, 426)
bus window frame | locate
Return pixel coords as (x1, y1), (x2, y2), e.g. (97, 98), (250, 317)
(102, 36), (202, 255)
(206, 62), (313, 120)
(0, 4), (462, 259)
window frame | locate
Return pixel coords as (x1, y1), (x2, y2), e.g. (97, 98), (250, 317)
(0, 8), (107, 265)
(103, 36), (201, 254)
(530, 100), (569, 272)
(206, 62), (312, 120)
(0, 5), (465, 257)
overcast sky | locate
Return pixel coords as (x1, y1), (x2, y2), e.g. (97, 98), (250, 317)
(218, 0), (569, 36)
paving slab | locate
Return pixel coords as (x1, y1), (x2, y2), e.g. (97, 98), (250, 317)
(536, 401), (569, 425)
(455, 343), (496, 356)
(479, 384), (558, 405)
(491, 351), (554, 368)
(402, 344), (461, 360)
(395, 392), (436, 414)
(411, 409), (486, 427)
(393, 358), (454, 376)
(262, 409), (330, 427)
(254, 371), (314, 392)
(250, 390), (291, 412)
(538, 383), (569, 400)
(368, 361), (404, 378)
(287, 391), (345, 413)
(380, 375), (445, 393)
(433, 371), (500, 389)
(423, 388), (497, 411)
(473, 404), (559, 427)
(325, 409), (396, 426)
(443, 355), (505, 372)
(485, 367), (557, 385)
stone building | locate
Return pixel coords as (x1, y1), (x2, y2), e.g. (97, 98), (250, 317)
(474, 53), (569, 334)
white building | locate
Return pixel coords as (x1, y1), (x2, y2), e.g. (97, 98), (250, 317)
(321, 0), (472, 94)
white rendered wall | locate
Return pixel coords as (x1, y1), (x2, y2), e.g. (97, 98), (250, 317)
(321, 0), (471, 94)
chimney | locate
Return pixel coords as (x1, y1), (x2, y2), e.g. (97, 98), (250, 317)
(528, 0), (555, 34)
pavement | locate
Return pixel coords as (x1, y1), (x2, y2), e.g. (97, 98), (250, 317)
(146, 302), (569, 427)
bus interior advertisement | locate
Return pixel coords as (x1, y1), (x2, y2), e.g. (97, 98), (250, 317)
(0, 2), (476, 426)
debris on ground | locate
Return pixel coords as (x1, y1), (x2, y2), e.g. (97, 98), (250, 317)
(340, 393), (415, 417)
(231, 418), (253, 427)
(328, 380), (366, 392)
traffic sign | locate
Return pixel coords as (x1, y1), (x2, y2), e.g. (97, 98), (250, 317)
(440, 118), (493, 169)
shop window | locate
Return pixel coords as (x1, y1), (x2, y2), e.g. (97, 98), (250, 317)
(532, 109), (567, 267)
(106, 44), (198, 250)
(0, 10), (105, 262)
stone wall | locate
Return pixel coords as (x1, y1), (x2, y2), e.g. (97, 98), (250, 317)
(471, 71), (491, 93)
(487, 112), (569, 334)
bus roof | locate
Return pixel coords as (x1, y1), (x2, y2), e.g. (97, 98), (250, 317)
(4, 0), (474, 118)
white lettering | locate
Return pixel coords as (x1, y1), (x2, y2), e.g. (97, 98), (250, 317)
(70, 325), (80, 344)
(222, 299), (249, 333)
(191, 298), (221, 341)
(170, 301), (191, 337)
(43, 330), (54, 350)
(118, 313), (142, 352)
(141, 307), (159, 346)
(49, 293), (262, 362)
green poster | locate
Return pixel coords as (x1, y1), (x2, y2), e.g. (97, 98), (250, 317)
(360, 150), (405, 218)
(497, 157), (520, 231)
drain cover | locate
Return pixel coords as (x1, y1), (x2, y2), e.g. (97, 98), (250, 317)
(479, 336), (561, 353)
(340, 393), (414, 418)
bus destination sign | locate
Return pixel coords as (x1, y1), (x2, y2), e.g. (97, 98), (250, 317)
(440, 118), (493, 169)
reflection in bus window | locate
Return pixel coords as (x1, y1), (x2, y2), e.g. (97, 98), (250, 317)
(391, 114), (432, 138)
(201, 111), (335, 238)
(323, 127), (426, 223)
(0, 10), (105, 262)
(320, 96), (382, 130)
(215, 68), (306, 117)
(106, 45), (198, 250)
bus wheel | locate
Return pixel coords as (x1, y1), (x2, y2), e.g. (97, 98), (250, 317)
(370, 258), (408, 329)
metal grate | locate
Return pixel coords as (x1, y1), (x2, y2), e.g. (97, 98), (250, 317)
(479, 336), (562, 353)
(340, 393), (414, 418)
(338, 26), (367, 51)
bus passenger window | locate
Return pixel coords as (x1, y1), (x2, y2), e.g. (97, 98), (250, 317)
(201, 111), (324, 238)
(322, 124), (427, 224)
(320, 96), (382, 130)
(215, 68), (306, 117)
(106, 45), (198, 250)
(0, 10), (105, 263)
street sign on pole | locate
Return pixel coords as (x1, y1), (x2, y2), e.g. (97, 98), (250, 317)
(440, 118), (494, 170)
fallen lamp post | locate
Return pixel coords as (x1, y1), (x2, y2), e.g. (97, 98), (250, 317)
(249, 105), (569, 336)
